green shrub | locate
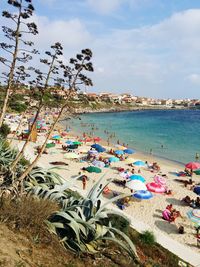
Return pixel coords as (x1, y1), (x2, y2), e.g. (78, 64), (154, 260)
(107, 214), (130, 234)
(0, 123), (10, 138)
(140, 230), (156, 245)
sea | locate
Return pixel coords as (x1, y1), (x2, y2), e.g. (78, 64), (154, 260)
(64, 109), (200, 164)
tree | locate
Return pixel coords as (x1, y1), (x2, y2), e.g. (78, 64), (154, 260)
(16, 48), (93, 188)
(10, 42), (64, 170)
(0, 0), (38, 127)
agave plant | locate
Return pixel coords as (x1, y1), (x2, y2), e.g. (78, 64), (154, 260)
(40, 174), (138, 260)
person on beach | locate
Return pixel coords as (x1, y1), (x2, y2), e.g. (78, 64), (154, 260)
(150, 148), (153, 155)
(82, 175), (87, 190)
(195, 153), (199, 161)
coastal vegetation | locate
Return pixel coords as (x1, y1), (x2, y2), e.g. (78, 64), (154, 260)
(0, 1), (190, 267)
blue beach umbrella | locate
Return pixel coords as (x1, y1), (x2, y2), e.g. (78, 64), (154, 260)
(91, 144), (106, 152)
(129, 175), (146, 183)
(133, 160), (146, 167)
(124, 149), (135, 154)
(109, 156), (120, 163)
(187, 209), (200, 225)
(52, 135), (61, 140)
(133, 190), (153, 200)
(194, 186), (200, 195)
(65, 140), (74, 145)
(115, 150), (124, 155)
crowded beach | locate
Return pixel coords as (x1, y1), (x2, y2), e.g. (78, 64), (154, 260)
(4, 110), (200, 255)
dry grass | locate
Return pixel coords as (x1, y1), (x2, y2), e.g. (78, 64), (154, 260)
(0, 195), (58, 238)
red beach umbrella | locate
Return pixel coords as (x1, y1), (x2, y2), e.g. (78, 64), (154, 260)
(93, 137), (101, 142)
(185, 162), (200, 170)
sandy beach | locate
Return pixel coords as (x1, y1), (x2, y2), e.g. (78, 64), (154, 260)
(6, 114), (200, 265)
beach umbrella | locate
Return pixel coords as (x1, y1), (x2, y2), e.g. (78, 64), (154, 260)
(115, 144), (127, 150)
(120, 171), (131, 179)
(93, 137), (101, 142)
(91, 144), (106, 152)
(194, 169), (200, 175)
(133, 160), (146, 167)
(194, 186), (200, 195)
(65, 140), (74, 145)
(115, 150), (124, 155)
(88, 150), (98, 154)
(124, 149), (135, 154)
(92, 160), (105, 168)
(146, 182), (166, 193)
(73, 141), (82, 145)
(64, 153), (79, 159)
(129, 174), (146, 183)
(185, 162), (200, 170)
(109, 156), (120, 163)
(154, 175), (166, 185)
(52, 135), (61, 140)
(133, 190), (153, 200)
(126, 180), (147, 191)
(187, 209), (200, 225)
(85, 166), (102, 173)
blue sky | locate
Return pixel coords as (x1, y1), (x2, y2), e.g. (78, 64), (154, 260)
(1, 0), (200, 98)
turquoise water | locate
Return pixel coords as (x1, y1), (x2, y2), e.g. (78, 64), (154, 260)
(66, 110), (200, 164)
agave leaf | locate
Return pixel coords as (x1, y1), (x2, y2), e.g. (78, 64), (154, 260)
(107, 226), (138, 259)
(85, 243), (98, 253)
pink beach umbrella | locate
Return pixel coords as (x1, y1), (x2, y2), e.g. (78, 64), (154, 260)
(154, 175), (166, 186)
(185, 162), (200, 170)
(146, 182), (166, 193)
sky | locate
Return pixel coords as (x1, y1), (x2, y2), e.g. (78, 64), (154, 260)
(1, 0), (200, 99)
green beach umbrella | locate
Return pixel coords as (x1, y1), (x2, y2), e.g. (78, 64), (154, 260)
(73, 141), (82, 145)
(85, 166), (102, 173)
(194, 169), (200, 175)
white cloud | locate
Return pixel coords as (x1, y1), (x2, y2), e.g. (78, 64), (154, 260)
(87, 0), (123, 14)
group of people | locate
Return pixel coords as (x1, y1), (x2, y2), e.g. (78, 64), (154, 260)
(162, 204), (182, 223)
(182, 195), (200, 208)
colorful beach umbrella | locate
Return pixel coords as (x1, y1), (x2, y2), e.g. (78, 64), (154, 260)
(65, 140), (74, 145)
(194, 186), (200, 195)
(124, 149), (135, 154)
(154, 175), (166, 186)
(92, 160), (105, 168)
(52, 135), (61, 140)
(73, 141), (82, 145)
(64, 153), (79, 159)
(133, 190), (153, 200)
(93, 137), (101, 142)
(187, 209), (200, 225)
(185, 162), (200, 170)
(85, 166), (102, 173)
(133, 160), (146, 167)
(126, 180), (147, 191)
(115, 150), (124, 155)
(146, 182), (166, 193)
(109, 156), (120, 163)
(129, 174), (146, 183)
(115, 144), (127, 150)
(91, 144), (106, 152)
(194, 169), (200, 175)
(88, 150), (98, 154)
